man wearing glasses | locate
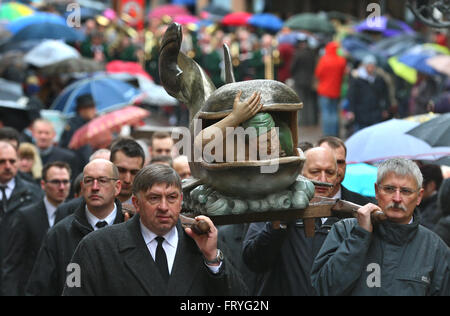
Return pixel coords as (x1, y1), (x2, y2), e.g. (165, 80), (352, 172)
(26, 159), (125, 296)
(311, 158), (449, 296)
(2, 162), (72, 296)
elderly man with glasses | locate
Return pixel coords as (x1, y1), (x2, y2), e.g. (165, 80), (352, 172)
(26, 159), (125, 296)
(311, 158), (449, 296)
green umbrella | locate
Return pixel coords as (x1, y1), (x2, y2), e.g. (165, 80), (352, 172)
(284, 13), (335, 34)
(0, 2), (34, 21)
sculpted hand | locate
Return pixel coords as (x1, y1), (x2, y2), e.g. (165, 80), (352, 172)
(231, 90), (263, 124)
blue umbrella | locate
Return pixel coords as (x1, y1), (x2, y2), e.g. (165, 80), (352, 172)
(10, 22), (85, 42)
(6, 12), (66, 34)
(345, 119), (450, 164)
(248, 13), (283, 32)
(342, 163), (377, 197)
(398, 51), (441, 76)
(51, 75), (143, 117)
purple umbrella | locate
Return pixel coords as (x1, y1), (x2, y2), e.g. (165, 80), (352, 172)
(355, 16), (414, 37)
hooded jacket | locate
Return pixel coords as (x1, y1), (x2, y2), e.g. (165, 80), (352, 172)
(314, 42), (347, 99)
(311, 212), (449, 296)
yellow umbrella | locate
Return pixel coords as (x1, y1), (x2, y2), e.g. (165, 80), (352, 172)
(388, 56), (417, 84)
(404, 112), (440, 123)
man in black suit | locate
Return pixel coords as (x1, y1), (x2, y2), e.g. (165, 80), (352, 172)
(63, 164), (247, 296)
(32, 119), (81, 179)
(0, 141), (42, 295)
(26, 159), (124, 296)
(318, 136), (375, 205)
(2, 161), (72, 296)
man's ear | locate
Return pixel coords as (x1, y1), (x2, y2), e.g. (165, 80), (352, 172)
(132, 195), (140, 213)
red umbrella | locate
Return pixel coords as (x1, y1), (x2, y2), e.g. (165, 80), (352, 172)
(221, 12), (252, 26)
(148, 4), (189, 19)
(106, 60), (153, 80)
(174, 14), (199, 25)
(69, 105), (150, 149)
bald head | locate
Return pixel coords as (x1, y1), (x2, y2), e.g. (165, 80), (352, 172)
(0, 141), (19, 184)
(302, 147), (338, 197)
(173, 155), (191, 180)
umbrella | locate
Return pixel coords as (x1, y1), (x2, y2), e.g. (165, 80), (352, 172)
(355, 16), (414, 37)
(406, 113), (450, 147)
(0, 2), (33, 22)
(248, 13), (283, 33)
(0, 78), (23, 101)
(398, 51), (441, 76)
(50, 75), (143, 117)
(9, 22), (85, 42)
(221, 12), (252, 27)
(106, 60), (152, 80)
(68, 105), (150, 149)
(24, 40), (80, 68)
(284, 13), (335, 34)
(342, 163), (378, 197)
(173, 14), (199, 25)
(40, 57), (105, 76)
(199, 4), (229, 21)
(0, 100), (32, 131)
(6, 12), (66, 34)
(345, 119), (450, 164)
(403, 112), (440, 123)
(148, 4), (189, 20)
(426, 55), (450, 76)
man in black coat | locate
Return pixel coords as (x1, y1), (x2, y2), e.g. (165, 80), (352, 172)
(0, 141), (42, 295)
(2, 162), (72, 296)
(26, 159), (124, 296)
(63, 164), (247, 296)
(318, 136), (375, 206)
(32, 119), (81, 180)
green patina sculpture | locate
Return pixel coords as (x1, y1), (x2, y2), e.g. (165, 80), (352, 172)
(159, 23), (313, 216)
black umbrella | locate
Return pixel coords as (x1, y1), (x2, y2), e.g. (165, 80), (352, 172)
(406, 113), (450, 147)
(0, 101), (32, 131)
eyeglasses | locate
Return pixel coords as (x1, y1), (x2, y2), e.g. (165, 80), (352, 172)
(83, 177), (118, 186)
(46, 179), (70, 186)
(378, 184), (419, 197)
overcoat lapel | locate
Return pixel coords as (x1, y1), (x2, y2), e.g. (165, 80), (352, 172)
(35, 200), (50, 231)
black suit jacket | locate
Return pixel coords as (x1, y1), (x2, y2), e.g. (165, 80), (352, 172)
(1, 199), (71, 296)
(0, 176), (42, 295)
(25, 199), (123, 296)
(62, 214), (248, 296)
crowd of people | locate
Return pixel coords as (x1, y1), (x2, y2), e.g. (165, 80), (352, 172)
(0, 2), (449, 297)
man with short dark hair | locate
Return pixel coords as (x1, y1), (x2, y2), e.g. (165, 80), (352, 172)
(150, 132), (174, 158)
(2, 161), (72, 296)
(26, 159), (124, 296)
(110, 138), (145, 204)
(418, 163), (443, 230)
(312, 158), (449, 296)
(63, 164), (247, 296)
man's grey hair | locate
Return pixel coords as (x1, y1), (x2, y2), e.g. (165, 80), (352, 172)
(132, 164), (181, 196)
(377, 158), (423, 189)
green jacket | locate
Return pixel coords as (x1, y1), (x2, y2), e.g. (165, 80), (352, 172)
(311, 213), (449, 296)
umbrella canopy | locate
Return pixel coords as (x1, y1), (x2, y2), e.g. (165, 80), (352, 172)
(50, 75), (142, 117)
(6, 12), (66, 34)
(106, 60), (152, 80)
(40, 57), (105, 76)
(426, 55), (450, 76)
(0, 2), (34, 22)
(10, 22), (85, 42)
(148, 4), (189, 20)
(248, 13), (283, 33)
(221, 12), (252, 27)
(345, 119), (450, 164)
(0, 100), (32, 131)
(173, 14), (199, 25)
(406, 113), (450, 147)
(24, 40), (80, 68)
(355, 16), (414, 37)
(342, 163), (378, 197)
(284, 13), (335, 34)
(68, 105), (150, 149)
(370, 33), (424, 59)
(0, 77), (23, 101)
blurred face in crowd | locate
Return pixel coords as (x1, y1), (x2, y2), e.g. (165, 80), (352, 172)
(81, 159), (121, 212)
(0, 141), (18, 184)
(79, 107), (96, 121)
(133, 182), (183, 236)
(41, 166), (71, 206)
(173, 156), (191, 180)
(375, 172), (423, 224)
(111, 150), (143, 202)
(19, 156), (34, 174)
(32, 120), (56, 150)
(319, 143), (347, 186)
(302, 147), (338, 197)
(151, 137), (174, 157)
(365, 63), (376, 76)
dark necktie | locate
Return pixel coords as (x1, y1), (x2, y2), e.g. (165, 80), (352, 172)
(0, 185), (7, 218)
(95, 221), (108, 229)
(155, 236), (169, 282)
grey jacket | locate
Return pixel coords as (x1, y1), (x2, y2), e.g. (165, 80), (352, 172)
(311, 213), (449, 296)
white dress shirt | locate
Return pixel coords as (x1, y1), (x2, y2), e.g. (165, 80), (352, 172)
(0, 177), (15, 201)
(85, 204), (117, 230)
(140, 220), (222, 274)
(43, 196), (58, 227)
